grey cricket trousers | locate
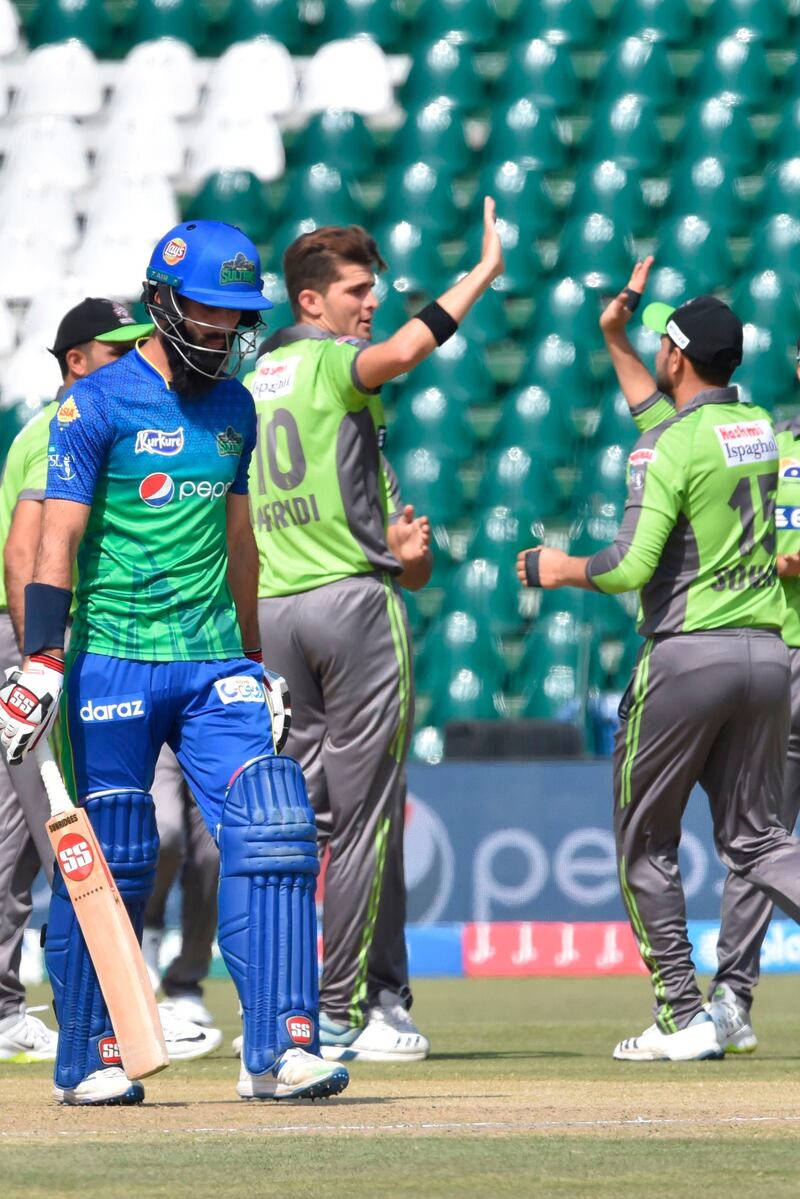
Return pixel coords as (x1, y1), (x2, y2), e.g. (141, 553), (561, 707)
(143, 745), (219, 997)
(258, 573), (414, 1027)
(711, 645), (800, 1009)
(614, 628), (800, 1033)
(0, 612), (52, 1019)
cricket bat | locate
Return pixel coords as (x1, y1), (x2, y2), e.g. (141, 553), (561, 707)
(36, 740), (169, 1081)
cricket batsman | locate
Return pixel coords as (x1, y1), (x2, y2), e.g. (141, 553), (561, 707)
(0, 220), (349, 1106)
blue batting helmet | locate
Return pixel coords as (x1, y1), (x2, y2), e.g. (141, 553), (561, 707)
(146, 220), (273, 312)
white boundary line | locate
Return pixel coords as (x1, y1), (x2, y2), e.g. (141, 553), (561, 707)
(5, 1114), (800, 1139)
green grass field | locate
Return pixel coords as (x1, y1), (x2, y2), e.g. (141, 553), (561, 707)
(3, 974), (800, 1198)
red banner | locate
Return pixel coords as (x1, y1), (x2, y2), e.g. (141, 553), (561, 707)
(464, 921), (649, 977)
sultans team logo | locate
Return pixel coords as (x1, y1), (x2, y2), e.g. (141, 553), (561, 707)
(219, 252), (257, 287)
(139, 472), (175, 508)
(216, 425), (243, 457)
(135, 427), (185, 456)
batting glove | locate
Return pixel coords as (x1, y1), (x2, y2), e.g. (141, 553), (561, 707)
(0, 654), (64, 764)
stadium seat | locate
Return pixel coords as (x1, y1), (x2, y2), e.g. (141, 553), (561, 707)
(489, 382), (576, 464)
(443, 557), (523, 635)
(734, 324), (795, 406)
(394, 99), (473, 174)
(2, 335), (63, 403)
(731, 269), (800, 344)
(401, 38), (484, 111)
(4, 117), (90, 191)
(319, 0), (404, 49)
(380, 161), (459, 234)
(374, 219), (448, 296)
(555, 214), (635, 292)
(496, 38), (581, 110)
(219, 0), (305, 52)
(14, 41), (103, 118)
(370, 282), (409, 342)
(393, 447), (466, 527)
(569, 501), (625, 558)
(413, 0), (499, 48)
(655, 216), (734, 294)
(282, 162), (364, 226)
(608, 0), (693, 46)
(416, 610), (506, 695)
(389, 384), (477, 461)
(83, 175), (180, 246)
(760, 158), (800, 220)
(590, 387), (638, 449)
(71, 227), (155, 299)
(749, 214), (800, 280)
(511, 0), (599, 48)
(27, 0), (111, 53)
(0, 0), (19, 57)
(708, 0), (789, 45)
(0, 302), (16, 358)
(187, 171), (270, 245)
(478, 446), (565, 521)
(517, 614), (589, 723)
(291, 111), (377, 174)
(583, 94), (664, 173)
(676, 95), (759, 173)
(695, 32), (774, 110)
(205, 38), (298, 118)
(664, 154), (746, 235)
(407, 332), (494, 405)
(0, 183), (78, 255)
(773, 98), (800, 160)
(113, 40), (201, 119)
(429, 665), (504, 725)
(92, 107), (184, 182)
(466, 504), (541, 564)
(301, 38), (395, 116)
(269, 219), (324, 265)
(457, 284), (511, 347)
(540, 585), (633, 642)
(517, 335), (596, 421)
(595, 34), (679, 110)
(568, 159), (649, 237)
(128, 0), (207, 51)
(187, 111), (285, 184)
(575, 443), (630, 510)
(476, 159), (557, 240)
(489, 99), (568, 174)
(459, 217), (542, 297)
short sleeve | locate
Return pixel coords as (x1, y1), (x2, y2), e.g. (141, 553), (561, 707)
(231, 392), (257, 495)
(321, 337), (377, 411)
(45, 380), (114, 505)
(18, 411), (54, 500)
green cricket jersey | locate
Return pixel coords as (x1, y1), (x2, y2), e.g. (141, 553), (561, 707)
(588, 386), (784, 636)
(0, 398), (59, 611)
(774, 419), (800, 647)
(246, 325), (402, 597)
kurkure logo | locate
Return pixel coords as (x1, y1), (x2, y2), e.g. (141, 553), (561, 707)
(219, 252), (257, 286)
(163, 237), (187, 266)
(216, 425), (243, 457)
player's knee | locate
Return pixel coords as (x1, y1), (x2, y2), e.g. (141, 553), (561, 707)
(84, 791), (159, 902)
(220, 755), (318, 877)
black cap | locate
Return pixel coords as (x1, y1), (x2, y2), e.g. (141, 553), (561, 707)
(642, 295), (744, 371)
(48, 298), (154, 357)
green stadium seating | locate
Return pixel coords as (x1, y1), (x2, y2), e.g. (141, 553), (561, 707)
(413, 0), (500, 49)
(429, 664), (503, 724)
(466, 504), (540, 564)
(496, 39), (581, 110)
(401, 38), (485, 111)
(219, 0), (306, 52)
(555, 213), (635, 291)
(708, 0), (789, 44)
(489, 382), (576, 464)
(538, 587), (631, 642)
(677, 96), (759, 173)
(459, 217), (542, 296)
(489, 100), (568, 174)
(760, 157), (800, 220)
(478, 446), (565, 521)
(665, 154), (747, 235)
(27, 0), (112, 52)
(283, 162), (364, 227)
(269, 219), (322, 267)
(443, 556), (523, 634)
(380, 161), (460, 234)
(734, 324), (795, 406)
(407, 333), (494, 405)
(370, 283), (409, 342)
(526, 277), (605, 358)
(731, 269), (800, 343)
(512, 0), (599, 49)
(609, 0), (693, 46)
(374, 219), (449, 296)
(517, 334), (596, 419)
(457, 284), (511, 346)
(569, 501), (625, 557)
(290, 111), (376, 174)
(393, 448), (466, 526)
(394, 99), (473, 174)
(416, 610), (506, 695)
(655, 215), (734, 294)
(643, 263), (704, 307)
(574, 443), (630, 510)
(591, 387), (638, 449)
(187, 171), (270, 245)
(595, 34), (679, 110)
(128, 0), (207, 49)
(773, 99), (800, 160)
(696, 32), (774, 110)
(476, 160), (557, 239)
(749, 214), (800, 279)
(568, 159), (649, 236)
(516, 612), (588, 720)
(583, 95), (665, 173)
(389, 384), (477, 461)
(319, 0), (404, 48)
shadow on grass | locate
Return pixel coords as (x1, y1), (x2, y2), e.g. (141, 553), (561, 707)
(431, 1050), (584, 1061)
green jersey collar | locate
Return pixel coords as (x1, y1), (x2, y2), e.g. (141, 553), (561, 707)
(681, 385), (741, 413)
(258, 324), (369, 354)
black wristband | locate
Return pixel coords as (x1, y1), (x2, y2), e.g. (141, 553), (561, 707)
(23, 583), (72, 657)
(524, 550), (542, 588)
(623, 288), (641, 313)
(413, 301), (459, 347)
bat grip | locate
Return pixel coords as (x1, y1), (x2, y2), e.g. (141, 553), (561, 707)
(34, 739), (74, 819)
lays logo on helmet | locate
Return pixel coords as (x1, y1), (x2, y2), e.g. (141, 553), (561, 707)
(163, 238), (187, 267)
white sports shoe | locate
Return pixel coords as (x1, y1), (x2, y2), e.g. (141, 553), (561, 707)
(158, 1003), (222, 1061)
(320, 990), (430, 1062)
(54, 1067), (144, 1106)
(159, 994), (214, 1028)
(706, 982), (758, 1054)
(232, 1033), (243, 1056)
(237, 1047), (349, 1101)
(0, 1006), (58, 1063)
(613, 1011), (723, 1061)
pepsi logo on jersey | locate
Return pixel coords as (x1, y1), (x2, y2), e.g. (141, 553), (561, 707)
(139, 473), (233, 507)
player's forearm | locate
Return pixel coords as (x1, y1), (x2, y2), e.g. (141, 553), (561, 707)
(33, 501), (84, 591)
(227, 526), (260, 652)
(6, 547), (34, 648)
(604, 329), (659, 411)
(546, 555), (596, 590)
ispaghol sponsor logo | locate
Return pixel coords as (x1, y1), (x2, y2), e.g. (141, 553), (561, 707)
(79, 695), (146, 723)
(715, 420), (778, 467)
(251, 356), (301, 400)
(135, 427), (185, 456)
(214, 676), (266, 705)
(139, 472), (175, 507)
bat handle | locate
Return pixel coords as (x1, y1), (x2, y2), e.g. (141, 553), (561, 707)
(34, 739), (74, 819)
